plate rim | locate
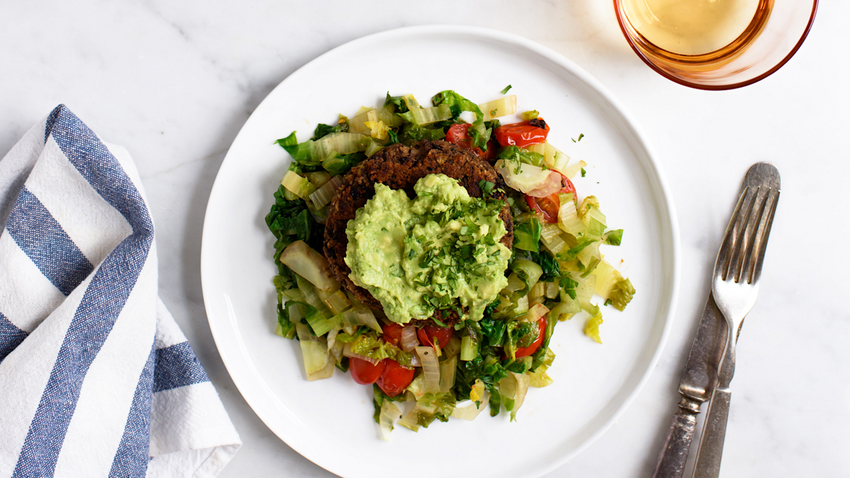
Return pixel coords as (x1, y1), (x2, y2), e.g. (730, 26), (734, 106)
(200, 24), (680, 478)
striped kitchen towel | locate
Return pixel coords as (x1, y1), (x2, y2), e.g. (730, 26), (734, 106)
(0, 105), (241, 477)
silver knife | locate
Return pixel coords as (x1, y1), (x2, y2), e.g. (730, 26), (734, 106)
(650, 293), (726, 478)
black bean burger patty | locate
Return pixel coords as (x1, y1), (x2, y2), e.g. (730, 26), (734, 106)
(323, 140), (514, 326)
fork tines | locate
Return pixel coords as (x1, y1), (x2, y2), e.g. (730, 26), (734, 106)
(716, 164), (781, 285)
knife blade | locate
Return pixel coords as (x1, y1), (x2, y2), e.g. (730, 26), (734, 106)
(651, 293), (726, 478)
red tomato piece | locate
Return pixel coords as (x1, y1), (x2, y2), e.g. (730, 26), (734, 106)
(382, 323), (403, 347)
(349, 357), (386, 385)
(445, 123), (475, 149)
(377, 359), (414, 397)
(515, 317), (547, 358)
(494, 118), (550, 148)
(525, 176), (577, 224)
(444, 123), (498, 161)
(417, 325), (454, 349)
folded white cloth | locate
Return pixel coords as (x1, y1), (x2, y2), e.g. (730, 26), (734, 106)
(0, 105), (241, 478)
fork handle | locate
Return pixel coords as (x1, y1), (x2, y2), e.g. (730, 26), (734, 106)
(692, 387), (732, 478)
(651, 396), (703, 478)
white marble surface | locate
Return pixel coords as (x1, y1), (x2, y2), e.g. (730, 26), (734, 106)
(1, 1), (848, 476)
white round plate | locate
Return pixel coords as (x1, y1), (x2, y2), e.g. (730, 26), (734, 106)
(201, 25), (679, 478)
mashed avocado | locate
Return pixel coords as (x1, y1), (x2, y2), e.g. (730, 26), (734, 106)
(345, 174), (510, 324)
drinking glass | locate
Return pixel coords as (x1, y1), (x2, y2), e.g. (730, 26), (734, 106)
(614, 0), (819, 90)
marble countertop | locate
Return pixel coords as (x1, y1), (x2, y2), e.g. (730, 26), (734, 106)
(2, 1), (847, 476)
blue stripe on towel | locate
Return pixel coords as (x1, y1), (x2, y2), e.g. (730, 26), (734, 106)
(48, 107), (152, 234)
(109, 342), (155, 478)
(153, 342), (210, 393)
(12, 106), (155, 478)
(6, 187), (94, 296)
(43, 105), (63, 144)
(0, 312), (28, 363)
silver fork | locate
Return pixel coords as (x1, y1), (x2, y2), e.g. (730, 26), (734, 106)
(692, 162), (781, 478)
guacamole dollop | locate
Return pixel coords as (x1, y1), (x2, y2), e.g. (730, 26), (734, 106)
(344, 174), (510, 324)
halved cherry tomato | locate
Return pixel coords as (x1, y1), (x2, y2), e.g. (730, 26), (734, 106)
(445, 123), (475, 149)
(444, 123), (498, 161)
(515, 317), (547, 358)
(349, 357), (386, 385)
(494, 118), (550, 148)
(376, 359), (414, 397)
(382, 323), (403, 347)
(417, 324), (454, 349)
(525, 176), (577, 223)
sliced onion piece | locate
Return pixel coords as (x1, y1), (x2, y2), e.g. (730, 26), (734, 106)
(478, 95), (517, 121)
(494, 160), (551, 194)
(279, 240), (338, 291)
(451, 392), (490, 421)
(309, 175), (343, 209)
(280, 170), (314, 199)
(399, 325), (419, 352)
(415, 346), (440, 393)
(500, 371), (531, 421)
(327, 328), (343, 361)
(543, 143), (571, 175)
(295, 323), (333, 380)
(379, 400), (402, 441)
(341, 306), (382, 334)
(561, 159), (587, 180)
(398, 404), (422, 432)
(525, 171), (564, 198)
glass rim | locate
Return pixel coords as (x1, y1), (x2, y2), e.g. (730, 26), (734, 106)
(613, 0), (820, 91)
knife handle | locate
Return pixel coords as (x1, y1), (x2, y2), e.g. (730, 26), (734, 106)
(691, 387), (732, 478)
(651, 395), (703, 478)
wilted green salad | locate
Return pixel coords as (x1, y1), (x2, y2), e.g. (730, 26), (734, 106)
(265, 89), (635, 439)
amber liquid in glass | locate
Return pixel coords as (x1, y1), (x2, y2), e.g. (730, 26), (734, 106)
(621, 0), (773, 62)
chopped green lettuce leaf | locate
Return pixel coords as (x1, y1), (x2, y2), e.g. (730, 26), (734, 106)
(350, 331), (414, 366)
(312, 120), (348, 140)
(608, 278), (636, 311)
(499, 145), (545, 168)
(513, 216), (542, 252)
